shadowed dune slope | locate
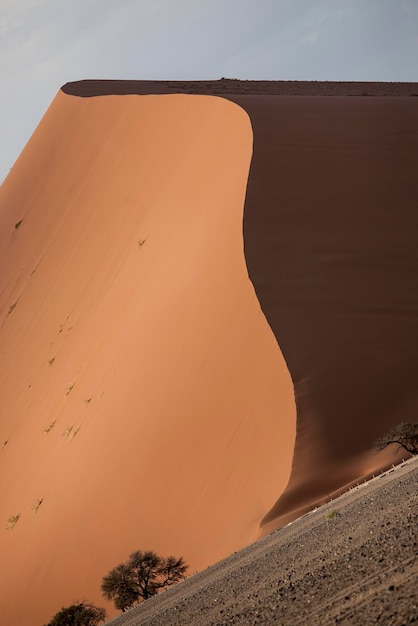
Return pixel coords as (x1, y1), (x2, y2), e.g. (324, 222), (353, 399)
(233, 94), (418, 531)
(63, 79), (418, 529)
(0, 92), (295, 625)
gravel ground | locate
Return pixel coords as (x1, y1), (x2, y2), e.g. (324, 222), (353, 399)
(106, 457), (417, 626)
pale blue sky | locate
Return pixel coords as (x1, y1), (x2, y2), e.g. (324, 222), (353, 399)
(1, 0), (417, 183)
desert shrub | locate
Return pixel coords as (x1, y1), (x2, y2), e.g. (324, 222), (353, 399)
(374, 422), (418, 457)
(325, 509), (340, 520)
(101, 550), (188, 612)
(6, 514), (20, 531)
(44, 600), (106, 626)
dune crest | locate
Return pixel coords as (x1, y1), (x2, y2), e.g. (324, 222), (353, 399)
(0, 91), (295, 624)
(60, 82), (418, 532)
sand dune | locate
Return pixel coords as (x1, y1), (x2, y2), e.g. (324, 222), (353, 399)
(0, 92), (295, 624)
(233, 94), (418, 531)
(1, 80), (417, 624)
(64, 79), (418, 527)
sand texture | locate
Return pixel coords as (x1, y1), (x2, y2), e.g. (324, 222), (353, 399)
(105, 456), (418, 625)
(1, 80), (418, 624)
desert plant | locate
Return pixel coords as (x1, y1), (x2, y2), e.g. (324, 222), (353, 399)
(62, 426), (80, 441)
(6, 302), (16, 317)
(374, 422), (418, 457)
(6, 514), (20, 531)
(62, 426), (74, 439)
(43, 420), (56, 435)
(101, 550), (188, 612)
(32, 498), (44, 514)
(44, 600), (106, 626)
(325, 509), (340, 520)
(101, 563), (138, 613)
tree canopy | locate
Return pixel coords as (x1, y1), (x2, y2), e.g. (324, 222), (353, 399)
(101, 550), (188, 612)
(44, 600), (106, 626)
(375, 422), (418, 456)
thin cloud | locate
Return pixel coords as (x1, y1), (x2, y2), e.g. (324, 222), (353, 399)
(299, 3), (351, 47)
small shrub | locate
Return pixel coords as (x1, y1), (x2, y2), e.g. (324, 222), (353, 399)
(325, 509), (340, 520)
(6, 514), (20, 531)
(6, 302), (17, 317)
(32, 499), (43, 514)
(62, 426), (80, 441)
(44, 600), (106, 626)
(43, 420), (56, 435)
(62, 426), (73, 438)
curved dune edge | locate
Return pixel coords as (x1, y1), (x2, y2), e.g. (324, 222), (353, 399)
(0, 92), (296, 625)
(59, 81), (418, 538)
(235, 94), (418, 533)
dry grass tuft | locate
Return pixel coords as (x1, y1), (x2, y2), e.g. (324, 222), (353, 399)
(62, 426), (80, 440)
(325, 509), (340, 520)
(32, 499), (43, 514)
(62, 426), (74, 438)
(43, 420), (56, 435)
(6, 515), (20, 531)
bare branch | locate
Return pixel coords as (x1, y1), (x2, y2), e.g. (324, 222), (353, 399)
(374, 422), (418, 456)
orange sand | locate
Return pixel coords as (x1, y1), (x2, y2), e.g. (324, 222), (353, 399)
(0, 92), (295, 624)
(56, 81), (418, 532)
(2, 80), (418, 624)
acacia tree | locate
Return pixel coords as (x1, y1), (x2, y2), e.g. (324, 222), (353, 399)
(44, 600), (106, 626)
(100, 563), (138, 613)
(375, 422), (418, 456)
(101, 550), (188, 612)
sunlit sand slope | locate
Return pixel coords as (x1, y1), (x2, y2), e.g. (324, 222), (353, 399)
(0, 92), (295, 624)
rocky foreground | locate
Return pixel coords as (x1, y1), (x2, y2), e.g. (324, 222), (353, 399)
(107, 457), (417, 625)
